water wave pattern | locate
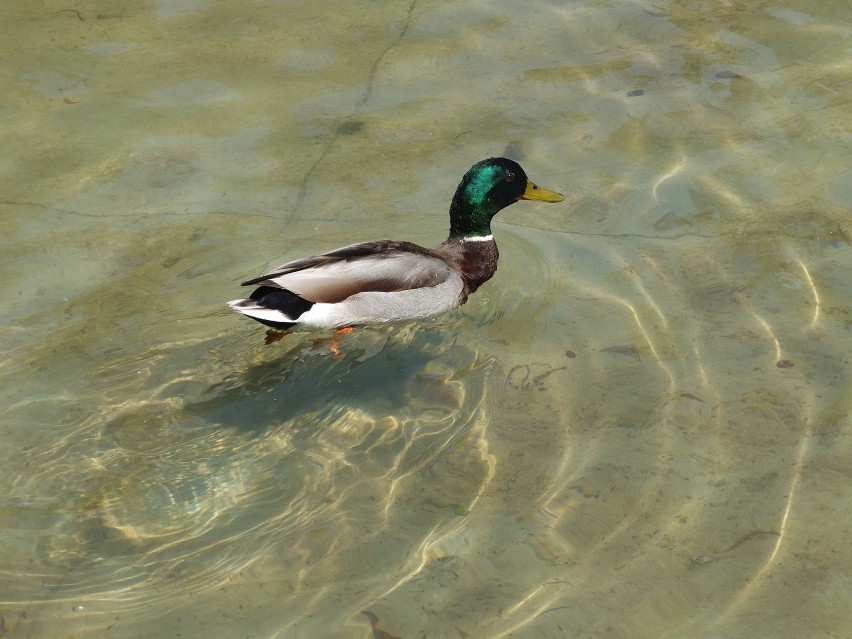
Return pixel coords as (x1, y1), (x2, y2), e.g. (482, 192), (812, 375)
(1, 0), (850, 637)
(3, 217), (847, 637)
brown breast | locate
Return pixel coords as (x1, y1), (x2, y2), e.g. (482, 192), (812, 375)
(432, 237), (499, 301)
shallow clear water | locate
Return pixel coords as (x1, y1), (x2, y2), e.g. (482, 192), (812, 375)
(2, 0), (851, 637)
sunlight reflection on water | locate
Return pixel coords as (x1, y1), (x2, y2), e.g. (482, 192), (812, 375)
(1, 0), (851, 637)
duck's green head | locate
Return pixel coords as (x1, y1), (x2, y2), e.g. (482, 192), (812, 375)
(448, 157), (564, 238)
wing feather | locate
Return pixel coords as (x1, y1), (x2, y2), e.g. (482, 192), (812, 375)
(241, 240), (454, 304)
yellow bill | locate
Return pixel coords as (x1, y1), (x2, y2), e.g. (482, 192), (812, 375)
(521, 180), (564, 202)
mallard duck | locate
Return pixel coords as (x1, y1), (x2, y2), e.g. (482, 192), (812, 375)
(228, 157), (563, 332)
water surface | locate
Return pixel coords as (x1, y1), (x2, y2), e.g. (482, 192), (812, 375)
(1, 0), (851, 637)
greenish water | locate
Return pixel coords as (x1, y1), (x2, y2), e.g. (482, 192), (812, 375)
(2, 1), (851, 637)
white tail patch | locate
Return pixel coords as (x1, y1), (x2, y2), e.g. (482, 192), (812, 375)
(228, 299), (294, 323)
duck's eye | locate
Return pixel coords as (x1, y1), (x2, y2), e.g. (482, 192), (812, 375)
(505, 171), (515, 182)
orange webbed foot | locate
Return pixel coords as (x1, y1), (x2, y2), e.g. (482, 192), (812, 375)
(264, 329), (290, 345)
(330, 326), (354, 358)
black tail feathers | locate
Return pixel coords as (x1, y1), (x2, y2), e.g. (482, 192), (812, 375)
(246, 286), (314, 329)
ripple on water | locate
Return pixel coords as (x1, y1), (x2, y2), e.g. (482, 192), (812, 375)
(0, 325), (493, 621)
